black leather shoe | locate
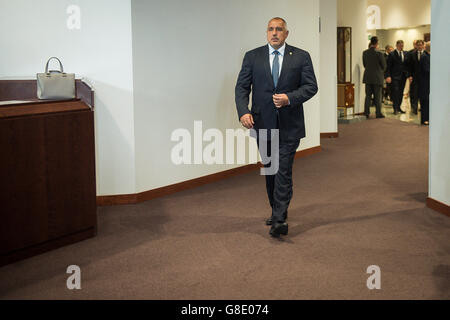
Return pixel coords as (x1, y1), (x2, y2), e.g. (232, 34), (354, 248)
(399, 110), (405, 113)
(270, 222), (288, 238)
(376, 114), (385, 118)
(393, 110), (398, 115)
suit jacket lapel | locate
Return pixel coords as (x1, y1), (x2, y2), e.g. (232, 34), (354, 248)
(277, 44), (293, 89)
(262, 45), (275, 88)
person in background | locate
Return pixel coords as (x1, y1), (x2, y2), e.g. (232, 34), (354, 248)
(418, 42), (430, 125)
(408, 40), (421, 114)
(383, 45), (394, 103)
(363, 36), (386, 118)
(386, 40), (410, 115)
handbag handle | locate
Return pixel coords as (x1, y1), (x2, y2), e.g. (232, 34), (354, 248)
(45, 57), (65, 74)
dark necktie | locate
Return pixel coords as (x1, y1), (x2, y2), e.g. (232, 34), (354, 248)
(272, 50), (280, 87)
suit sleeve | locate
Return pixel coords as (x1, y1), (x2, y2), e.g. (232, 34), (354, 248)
(386, 53), (392, 78)
(286, 52), (318, 106)
(384, 54), (389, 78)
(235, 52), (253, 121)
(379, 52), (386, 72)
(407, 52), (414, 78)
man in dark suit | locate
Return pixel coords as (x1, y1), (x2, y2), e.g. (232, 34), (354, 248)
(410, 40), (427, 116)
(408, 40), (420, 114)
(419, 42), (430, 125)
(235, 17), (318, 238)
(386, 40), (410, 114)
(383, 45), (393, 103)
(363, 36), (386, 118)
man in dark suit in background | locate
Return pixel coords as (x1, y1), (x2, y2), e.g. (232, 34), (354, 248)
(235, 17), (318, 238)
(419, 42), (430, 125)
(383, 45), (393, 103)
(386, 40), (410, 115)
(363, 36), (386, 118)
(408, 40), (422, 114)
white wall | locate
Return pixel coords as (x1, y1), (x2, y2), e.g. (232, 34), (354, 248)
(1, 0), (326, 197)
(429, 0), (450, 206)
(368, 0), (431, 30)
(0, 0), (136, 196)
(320, 0), (338, 133)
(131, 0), (321, 193)
(338, 0), (368, 114)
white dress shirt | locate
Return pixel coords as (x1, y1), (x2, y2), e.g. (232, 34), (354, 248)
(269, 43), (286, 76)
(418, 50), (423, 61)
(396, 49), (404, 62)
(268, 43), (289, 105)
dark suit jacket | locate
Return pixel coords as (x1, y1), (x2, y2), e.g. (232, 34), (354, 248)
(384, 53), (390, 78)
(363, 47), (386, 85)
(386, 50), (410, 80)
(235, 44), (318, 141)
(408, 49), (424, 82)
(408, 48), (416, 59)
(419, 51), (430, 98)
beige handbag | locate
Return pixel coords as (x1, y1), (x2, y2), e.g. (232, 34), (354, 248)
(37, 57), (75, 100)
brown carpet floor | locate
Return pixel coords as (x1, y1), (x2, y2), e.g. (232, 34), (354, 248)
(1, 118), (449, 300)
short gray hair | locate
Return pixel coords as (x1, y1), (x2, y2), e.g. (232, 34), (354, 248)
(268, 17), (288, 29)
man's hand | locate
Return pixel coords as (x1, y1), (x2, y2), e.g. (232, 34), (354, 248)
(240, 113), (254, 129)
(386, 77), (392, 84)
(273, 93), (289, 108)
(409, 76), (413, 83)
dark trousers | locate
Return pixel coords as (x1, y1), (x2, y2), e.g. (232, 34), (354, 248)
(391, 76), (406, 112)
(257, 136), (300, 224)
(383, 83), (391, 101)
(364, 84), (382, 117)
(419, 96), (429, 124)
(410, 79), (419, 113)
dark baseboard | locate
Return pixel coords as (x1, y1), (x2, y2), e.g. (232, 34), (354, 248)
(426, 197), (450, 217)
(97, 145), (322, 206)
(320, 132), (339, 138)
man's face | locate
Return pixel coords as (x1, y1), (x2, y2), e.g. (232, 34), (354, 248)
(267, 19), (289, 49)
(387, 46), (394, 54)
(413, 41), (418, 50)
(397, 42), (404, 51)
(417, 42), (424, 52)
